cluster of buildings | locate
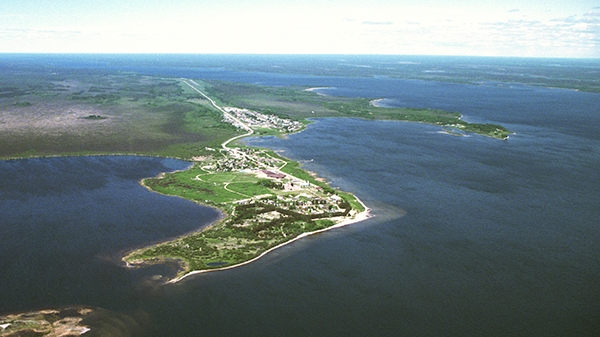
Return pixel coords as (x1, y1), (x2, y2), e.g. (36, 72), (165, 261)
(206, 156), (256, 172)
(222, 107), (303, 133)
(204, 148), (287, 174)
(201, 104), (352, 227)
(233, 193), (347, 228)
(276, 193), (343, 214)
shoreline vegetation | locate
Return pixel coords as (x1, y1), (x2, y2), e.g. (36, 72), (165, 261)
(170, 204), (371, 283)
(128, 166), (371, 279)
(208, 82), (511, 140)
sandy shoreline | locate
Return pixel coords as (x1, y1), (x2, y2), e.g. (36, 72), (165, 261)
(304, 86), (333, 91)
(304, 87), (334, 96)
(168, 200), (373, 283)
(369, 98), (387, 107)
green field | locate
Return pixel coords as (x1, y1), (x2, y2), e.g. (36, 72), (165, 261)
(146, 167), (273, 204)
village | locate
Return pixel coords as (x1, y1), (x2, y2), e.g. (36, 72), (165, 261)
(193, 100), (353, 226)
(198, 145), (352, 230)
(222, 106), (304, 133)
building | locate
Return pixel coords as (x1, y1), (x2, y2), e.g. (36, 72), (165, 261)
(262, 170), (286, 179)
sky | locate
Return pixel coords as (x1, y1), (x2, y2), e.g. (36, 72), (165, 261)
(1, 0), (599, 58)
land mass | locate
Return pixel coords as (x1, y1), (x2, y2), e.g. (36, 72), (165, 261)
(204, 80), (511, 140)
(0, 308), (92, 337)
(0, 70), (512, 281)
(0, 62), (514, 334)
(0, 69), (511, 161)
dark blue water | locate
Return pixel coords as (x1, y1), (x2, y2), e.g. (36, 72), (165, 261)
(1, 57), (600, 336)
(237, 118), (600, 336)
(0, 156), (221, 313)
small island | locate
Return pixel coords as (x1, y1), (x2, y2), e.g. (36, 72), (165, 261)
(0, 307), (93, 337)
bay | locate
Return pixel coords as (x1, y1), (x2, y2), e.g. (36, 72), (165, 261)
(0, 156), (221, 313)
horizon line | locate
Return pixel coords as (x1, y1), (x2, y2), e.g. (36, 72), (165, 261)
(0, 52), (599, 60)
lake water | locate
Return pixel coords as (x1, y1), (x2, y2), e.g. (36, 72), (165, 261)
(1, 58), (599, 336)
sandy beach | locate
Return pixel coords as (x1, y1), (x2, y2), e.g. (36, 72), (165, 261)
(304, 87), (335, 96)
(369, 98), (387, 107)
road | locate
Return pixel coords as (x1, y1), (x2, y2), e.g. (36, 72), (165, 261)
(182, 79), (302, 182)
(182, 79), (254, 150)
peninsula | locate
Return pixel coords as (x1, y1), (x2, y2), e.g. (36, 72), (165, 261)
(123, 80), (370, 281)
